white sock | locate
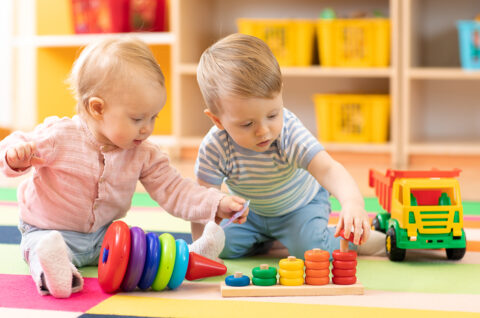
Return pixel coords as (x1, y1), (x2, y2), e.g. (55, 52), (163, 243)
(357, 230), (387, 256)
(188, 221), (225, 260)
(36, 231), (83, 298)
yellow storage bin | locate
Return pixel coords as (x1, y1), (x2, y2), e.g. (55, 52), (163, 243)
(317, 19), (390, 67)
(237, 18), (316, 66)
(313, 94), (390, 143)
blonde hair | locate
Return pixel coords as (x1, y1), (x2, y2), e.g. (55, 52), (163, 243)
(68, 36), (165, 114)
(197, 33), (282, 114)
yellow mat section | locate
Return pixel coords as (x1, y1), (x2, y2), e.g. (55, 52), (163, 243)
(88, 295), (480, 318)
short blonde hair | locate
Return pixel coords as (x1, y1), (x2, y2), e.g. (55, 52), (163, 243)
(68, 36), (165, 114)
(197, 33), (282, 114)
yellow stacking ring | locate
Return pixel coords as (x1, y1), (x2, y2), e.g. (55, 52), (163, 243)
(279, 277), (304, 286)
(278, 268), (303, 279)
(152, 233), (176, 291)
(279, 256), (304, 271)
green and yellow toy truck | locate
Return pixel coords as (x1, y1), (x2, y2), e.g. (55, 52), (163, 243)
(369, 169), (466, 261)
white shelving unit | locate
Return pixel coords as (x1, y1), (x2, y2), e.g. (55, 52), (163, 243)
(171, 0), (401, 164)
(401, 0), (480, 166)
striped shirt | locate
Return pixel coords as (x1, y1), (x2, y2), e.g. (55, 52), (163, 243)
(195, 108), (324, 217)
(0, 115), (224, 233)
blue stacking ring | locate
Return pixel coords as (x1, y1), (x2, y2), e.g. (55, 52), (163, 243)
(137, 232), (161, 290)
(167, 239), (189, 290)
(225, 274), (250, 287)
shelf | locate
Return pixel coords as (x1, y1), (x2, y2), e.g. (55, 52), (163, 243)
(408, 67), (480, 80)
(12, 32), (175, 47)
(179, 63), (394, 78)
(409, 141), (480, 155)
(323, 142), (393, 153)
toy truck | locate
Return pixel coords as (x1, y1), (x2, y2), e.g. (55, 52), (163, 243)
(369, 169), (466, 261)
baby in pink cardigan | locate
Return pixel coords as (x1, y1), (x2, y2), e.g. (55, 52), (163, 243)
(0, 37), (248, 298)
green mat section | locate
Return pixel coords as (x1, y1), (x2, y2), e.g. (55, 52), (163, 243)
(2, 188), (480, 214)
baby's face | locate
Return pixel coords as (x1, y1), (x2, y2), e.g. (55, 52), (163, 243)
(97, 74), (166, 150)
(216, 92), (284, 152)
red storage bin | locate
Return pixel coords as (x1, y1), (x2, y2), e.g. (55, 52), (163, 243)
(71, 0), (167, 34)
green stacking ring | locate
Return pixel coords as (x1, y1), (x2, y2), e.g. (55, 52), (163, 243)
(252, 276), (277, 286)
(252, 266), (277, 279)
(152, 233), (176, 291)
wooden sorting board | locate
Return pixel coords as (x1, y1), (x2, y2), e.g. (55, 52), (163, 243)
(221, 282), (364, 297)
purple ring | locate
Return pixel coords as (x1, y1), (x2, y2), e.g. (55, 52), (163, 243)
(120, 226), (146, 292)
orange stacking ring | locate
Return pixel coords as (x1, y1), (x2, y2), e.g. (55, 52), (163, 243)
(305, 268), (329, 278)
(332, 250), (357, 261)
(304, 248), (329, 262)
(305, 276), (330, 285)
(304, 260), (329, 270)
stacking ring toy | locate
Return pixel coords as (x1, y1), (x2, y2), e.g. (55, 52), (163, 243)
(252, 276), (277, 286)
(332, 250), (357, 261)
(332, 276), (356, 285)
(138, 232), (161, 290)
(332, 268), (356, 277)
(304, 260), (329, 270)
(167, 239), (189, 290)
(98, 222), (228, 293)
(121, 227), (147, 292)
(304, 249), (329, 262)
(225, 272), (251, 287)
(98, 220), (131, 293)
(278, 268), (303, 279)
(332, 260), (357, 269)
(252, 265), (277, 279)
(305, 276), (330, 285)
(279, 256), (304, 271)
(152, 233), (176, 291)
(279, 277), (304, 286)
(305, 269), (330, 277)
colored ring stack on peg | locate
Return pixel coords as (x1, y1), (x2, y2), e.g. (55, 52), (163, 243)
(278, 256), (304, 286)
(225, 272), (251, 287)
(331, 249), (357, 285)
(98, 220), (227, 293)
(252, 264), (277, 286)
(304, 248), (330, 285)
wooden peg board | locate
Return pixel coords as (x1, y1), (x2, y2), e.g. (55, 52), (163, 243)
(221, 282), (364, 297)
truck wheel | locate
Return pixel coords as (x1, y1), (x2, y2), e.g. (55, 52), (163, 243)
(371, 216), (384, 233)
(446, 247), (466, 260)
(386, 227), (406, 262)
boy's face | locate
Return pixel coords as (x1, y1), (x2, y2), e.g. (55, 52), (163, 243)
(209, 92), (284, 152)
(94, 74), (166, 150)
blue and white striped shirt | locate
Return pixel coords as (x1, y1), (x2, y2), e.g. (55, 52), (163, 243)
(195, 108), (324, 217)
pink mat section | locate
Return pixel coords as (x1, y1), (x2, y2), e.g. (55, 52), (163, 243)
(0, 274), (112, 312)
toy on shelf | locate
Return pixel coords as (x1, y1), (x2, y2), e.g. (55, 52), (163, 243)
(369, 169), (467, 261)
(98, 220), (227, 293)
(221, 235), (363, 297)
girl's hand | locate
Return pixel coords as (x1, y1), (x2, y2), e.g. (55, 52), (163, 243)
(5, 142), (45, 171)
(334, 203), (371, 245)
(216, 196), (249, 225)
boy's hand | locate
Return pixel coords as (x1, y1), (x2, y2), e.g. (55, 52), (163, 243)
(5, 142), (45, 171)
(216, 196), (249, 225)
(334, 203), (371, 245)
